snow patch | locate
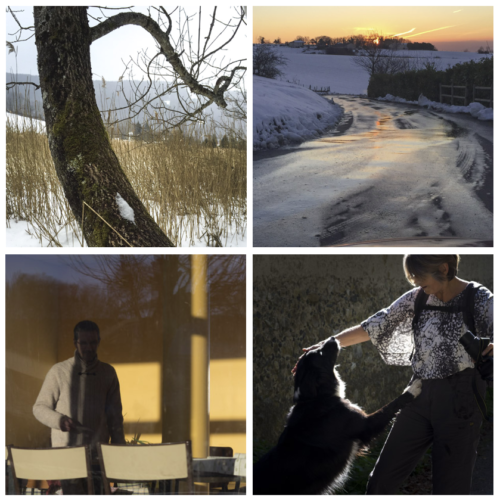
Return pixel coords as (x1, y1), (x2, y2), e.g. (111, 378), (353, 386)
(254, 76), (343, 150)
(377, 94), (493, 121)
(116, 193), (135, 224)
(6, 112), (46, 133)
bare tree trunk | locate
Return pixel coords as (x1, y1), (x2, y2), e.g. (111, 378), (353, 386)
(34, 6), (174, 247)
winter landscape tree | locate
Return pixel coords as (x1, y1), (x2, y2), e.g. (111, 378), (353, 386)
(353, 33), (413, 77)
(253, 45), (288, 79)
(7, 6), (246, 247)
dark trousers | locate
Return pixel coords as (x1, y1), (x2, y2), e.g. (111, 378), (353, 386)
(366, 368), (485, 495)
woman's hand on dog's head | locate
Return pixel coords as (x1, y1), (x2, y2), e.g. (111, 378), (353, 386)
(291, 342), (326, 375)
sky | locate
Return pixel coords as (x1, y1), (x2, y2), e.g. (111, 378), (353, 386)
(254, 6), (493, 52)
(6, 255), (115, 285)
(6, 6), (247, 81)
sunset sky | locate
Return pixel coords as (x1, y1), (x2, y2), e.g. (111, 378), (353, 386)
(254, 6), (493, 52)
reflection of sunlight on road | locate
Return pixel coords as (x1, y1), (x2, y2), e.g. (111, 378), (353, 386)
(254, 95), (492, 246)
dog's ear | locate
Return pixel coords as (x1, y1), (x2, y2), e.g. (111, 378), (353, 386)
(294, 361), (318, 402)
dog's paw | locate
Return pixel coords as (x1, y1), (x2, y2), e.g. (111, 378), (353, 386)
(404, 379), (422, 398)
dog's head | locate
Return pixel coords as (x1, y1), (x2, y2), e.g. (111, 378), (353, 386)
(293, 336), (343, 403)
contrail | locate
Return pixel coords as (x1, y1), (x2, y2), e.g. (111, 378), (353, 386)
(453, 10), (462, 13)
(392, 28), (416, 37)
(405, 25), (456, 38)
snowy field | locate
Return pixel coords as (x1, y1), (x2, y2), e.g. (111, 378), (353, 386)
(253, 76), (343, 150)
(6, 216), (247, 248)
(254, 47), (492, 149)
(6, 112), (46, 132)
(272, 45), (493, 95)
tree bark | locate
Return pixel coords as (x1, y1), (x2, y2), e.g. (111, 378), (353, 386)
(34, 6), (175, 247)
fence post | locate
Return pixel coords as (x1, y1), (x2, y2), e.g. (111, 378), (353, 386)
(451, 81), (454, 106)
(439, 83), (442, 104)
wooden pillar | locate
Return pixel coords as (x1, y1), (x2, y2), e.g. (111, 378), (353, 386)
(190, 255), (209, 459)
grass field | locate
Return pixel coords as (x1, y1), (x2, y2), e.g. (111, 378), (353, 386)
(7, 115), (246, 247)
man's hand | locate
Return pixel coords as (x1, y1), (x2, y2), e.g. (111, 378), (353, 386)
(60, 416), (79, 432)
(482, 342), (494, 357)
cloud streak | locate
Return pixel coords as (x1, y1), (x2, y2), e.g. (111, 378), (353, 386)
(392, 28), (416, 37)
(405, 25), (456, 38)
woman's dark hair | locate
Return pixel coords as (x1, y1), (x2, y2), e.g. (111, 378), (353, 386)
(74, 320), (100, 343)
(403, 255), (460, 284)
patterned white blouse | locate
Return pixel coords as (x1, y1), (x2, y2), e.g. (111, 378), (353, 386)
(361, 284), (493, 379)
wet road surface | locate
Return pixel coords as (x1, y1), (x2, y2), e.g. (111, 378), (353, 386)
(253, 96), (493, 247)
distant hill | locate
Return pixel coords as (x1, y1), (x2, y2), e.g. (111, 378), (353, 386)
(6, 72), (240, 129)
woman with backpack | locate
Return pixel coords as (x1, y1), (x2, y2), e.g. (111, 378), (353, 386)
(292, 254), (493, 495)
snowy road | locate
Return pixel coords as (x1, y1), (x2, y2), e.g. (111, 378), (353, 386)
(253, 96), (493, 247)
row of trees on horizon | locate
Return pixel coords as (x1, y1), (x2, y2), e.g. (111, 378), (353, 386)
(256, 33), (437, 51)
(256, 33), (493, 53)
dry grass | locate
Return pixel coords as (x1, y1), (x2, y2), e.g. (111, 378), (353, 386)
(6, 115), (246, 247)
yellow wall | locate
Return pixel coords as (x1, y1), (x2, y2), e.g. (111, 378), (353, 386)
(113, 363), (162, 444)
(210, 359), (246, 454)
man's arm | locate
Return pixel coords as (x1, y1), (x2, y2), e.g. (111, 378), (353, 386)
(33, 366), (66, 430)
(106, 369), (126, 444)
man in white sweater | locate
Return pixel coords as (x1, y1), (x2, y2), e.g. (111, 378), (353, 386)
(33, 320), (126, 491)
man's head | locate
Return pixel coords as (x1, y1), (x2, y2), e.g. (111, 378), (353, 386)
(74, 320), (100, 363)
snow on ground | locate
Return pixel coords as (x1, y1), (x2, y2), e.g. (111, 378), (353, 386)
(268, 45), (492, 95)
(6, 112), (46, 132)
(378, 94), (493, 121)
(253, 75), (343, 150)
(6, 219), (83, 247)
(6, 217), (246, 248)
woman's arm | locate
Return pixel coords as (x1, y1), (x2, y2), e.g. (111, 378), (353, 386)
(335, 325), (370, 347)
(291, 325), (370, 374)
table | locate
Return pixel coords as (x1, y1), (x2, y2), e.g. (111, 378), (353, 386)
(193, 454), (246, 494)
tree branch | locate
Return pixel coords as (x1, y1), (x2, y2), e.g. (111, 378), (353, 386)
(90, 11), (241, 109)
(6, 81), (41, 91)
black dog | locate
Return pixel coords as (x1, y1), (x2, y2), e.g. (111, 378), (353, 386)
(253, 336), (421, 495)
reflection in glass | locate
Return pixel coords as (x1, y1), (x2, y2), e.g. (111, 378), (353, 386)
(6, 255), (246, 468)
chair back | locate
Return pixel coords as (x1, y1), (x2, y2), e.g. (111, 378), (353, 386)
(7, 445), (93, 494)
(209, 446), (233, 458)
(98, 441), (193, 493)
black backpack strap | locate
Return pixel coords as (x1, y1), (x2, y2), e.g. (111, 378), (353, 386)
(462, 281), (481, 335)
(410, 288), (430, 360)
(412, 287), (429, 332)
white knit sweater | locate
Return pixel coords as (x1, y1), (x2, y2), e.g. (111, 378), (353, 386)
(33, 351), (126, 451)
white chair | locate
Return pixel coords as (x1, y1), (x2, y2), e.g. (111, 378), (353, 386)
(7, 445), (93, 495)
(98, 441), (194, 495)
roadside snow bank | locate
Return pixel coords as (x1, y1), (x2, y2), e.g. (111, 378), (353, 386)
(378, 94), (493, 121)
(254, 75), (343, 150)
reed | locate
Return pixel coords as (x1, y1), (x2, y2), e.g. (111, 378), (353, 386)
(6, 105), (246, 247)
